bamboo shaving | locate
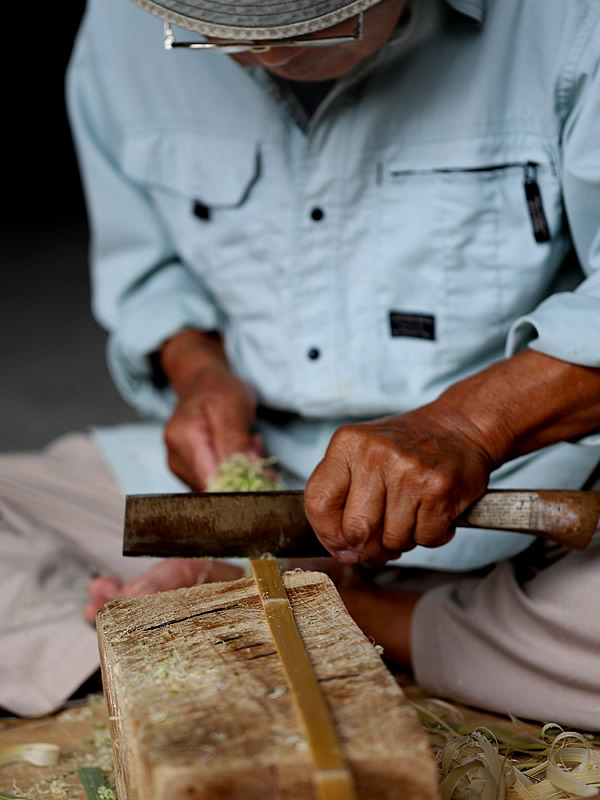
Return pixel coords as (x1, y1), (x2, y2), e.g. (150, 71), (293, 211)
(411, 698), (600, 800)
(0, 744), (60, 768)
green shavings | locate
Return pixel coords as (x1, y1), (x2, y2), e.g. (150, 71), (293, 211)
(205, 453), (285, 492)
(147, 649), (192, 690)
(77, 767), (115, 800)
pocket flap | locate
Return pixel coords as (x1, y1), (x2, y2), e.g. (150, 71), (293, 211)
(121, 131), (259, 207)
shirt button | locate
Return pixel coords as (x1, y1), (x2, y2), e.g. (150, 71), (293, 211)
(193, 200), (211, 220)
(310, 207), (325, 221)
(307, 347), (321, 360)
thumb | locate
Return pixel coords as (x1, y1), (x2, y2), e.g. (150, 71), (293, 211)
(304, 457), (357, 563)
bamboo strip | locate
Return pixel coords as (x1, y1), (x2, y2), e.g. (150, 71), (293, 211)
(250, 558), (358, 800)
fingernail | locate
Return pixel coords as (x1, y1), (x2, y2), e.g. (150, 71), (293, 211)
(336, 550), (359, 565)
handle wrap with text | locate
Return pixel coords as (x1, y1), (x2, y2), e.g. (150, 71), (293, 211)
(457, 490), (600, 550)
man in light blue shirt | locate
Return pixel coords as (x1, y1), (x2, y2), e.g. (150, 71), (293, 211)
(12, 0), (599, 723)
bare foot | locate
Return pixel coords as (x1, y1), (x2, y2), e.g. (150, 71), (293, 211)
(84, 558), (244, 623)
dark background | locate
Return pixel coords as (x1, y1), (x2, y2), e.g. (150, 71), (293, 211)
(1, 4), (138, 450)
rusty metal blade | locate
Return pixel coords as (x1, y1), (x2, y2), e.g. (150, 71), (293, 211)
(123, 489), (600, 558)
(123, 491), (330, 558)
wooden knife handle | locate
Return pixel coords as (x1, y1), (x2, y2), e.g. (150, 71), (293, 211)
(456, 490), (600, 549)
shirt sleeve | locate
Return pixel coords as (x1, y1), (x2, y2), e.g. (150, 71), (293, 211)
(65, 18), (220, 420)
(506, 25), (600, 371)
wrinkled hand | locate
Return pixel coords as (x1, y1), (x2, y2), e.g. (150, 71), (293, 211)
(164, 363), (261, 490)
(304, 404), (497, 565)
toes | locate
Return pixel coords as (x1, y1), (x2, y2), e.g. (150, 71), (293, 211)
(83, 597), (105, 624)
(85, 574), (123, 624)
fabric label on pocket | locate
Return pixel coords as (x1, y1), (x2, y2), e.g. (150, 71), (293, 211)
(389, 311), (436, 340)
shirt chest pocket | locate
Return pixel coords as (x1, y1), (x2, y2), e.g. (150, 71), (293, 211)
(120, 131), (269, 313)
(374, 146), (567, 395)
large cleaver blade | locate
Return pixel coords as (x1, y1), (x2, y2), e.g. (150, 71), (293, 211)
(123, 489), (600, 558)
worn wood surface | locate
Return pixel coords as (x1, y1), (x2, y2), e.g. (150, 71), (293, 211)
(3, 684), (598, 799)
(97, 571), (440, 800)
(0, 698), (112, 799)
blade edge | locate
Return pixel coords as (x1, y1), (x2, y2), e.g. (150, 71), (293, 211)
(123, 491), (330, 558)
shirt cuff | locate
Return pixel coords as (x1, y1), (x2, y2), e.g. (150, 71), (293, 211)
(107, 290), (220, 419)
(506, 291), (600, 367)
(506, 291), (600, 446)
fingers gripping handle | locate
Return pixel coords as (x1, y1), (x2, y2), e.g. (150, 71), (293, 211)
(457, 490), (600, 550)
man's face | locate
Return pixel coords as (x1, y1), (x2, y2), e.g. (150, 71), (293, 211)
(222, 0), (408, 82)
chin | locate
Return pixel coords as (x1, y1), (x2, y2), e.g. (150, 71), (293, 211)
(271, 60), (354, 82)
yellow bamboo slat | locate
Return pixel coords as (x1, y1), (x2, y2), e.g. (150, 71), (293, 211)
(250, 558), (358, 800)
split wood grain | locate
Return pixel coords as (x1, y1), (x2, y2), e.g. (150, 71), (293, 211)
(97, 571), (440, 800)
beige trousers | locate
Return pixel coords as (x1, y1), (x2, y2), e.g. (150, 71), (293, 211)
(1, 433), (599, 729)
(412, 481), (600, 731)
(0, 433), (154, 717)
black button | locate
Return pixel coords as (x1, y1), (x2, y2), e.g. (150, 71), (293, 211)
(193, 200), (211, 220)
(310, 207), (324, 221)
(307, 347), (321, 360)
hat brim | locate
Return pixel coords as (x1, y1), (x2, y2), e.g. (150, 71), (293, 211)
(129, 0), (382, 40)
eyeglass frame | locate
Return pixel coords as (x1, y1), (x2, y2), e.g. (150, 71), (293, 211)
(163, 13), (363, 53)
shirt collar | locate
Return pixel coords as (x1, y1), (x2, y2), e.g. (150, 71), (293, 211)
(445, 0), (486, 24)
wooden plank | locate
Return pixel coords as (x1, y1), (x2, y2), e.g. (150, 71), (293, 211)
(97, 571), (440, 800)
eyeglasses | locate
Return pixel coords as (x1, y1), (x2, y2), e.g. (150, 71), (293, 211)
(163, 13), (363, 53)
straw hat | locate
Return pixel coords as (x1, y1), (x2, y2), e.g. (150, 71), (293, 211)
(129, 0), (382, 40)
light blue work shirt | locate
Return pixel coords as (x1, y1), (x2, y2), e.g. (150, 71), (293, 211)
(67, 0), (600, 570)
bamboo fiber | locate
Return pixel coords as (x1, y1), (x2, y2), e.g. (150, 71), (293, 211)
(251, 559), (356, 800)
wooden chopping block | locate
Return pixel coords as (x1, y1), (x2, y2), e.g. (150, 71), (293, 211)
(97, 570), (440, 800)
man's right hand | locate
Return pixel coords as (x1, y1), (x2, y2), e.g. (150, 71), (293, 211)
(160, 329), (260, 490)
